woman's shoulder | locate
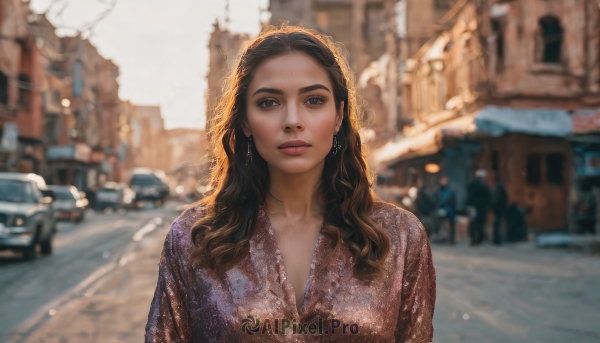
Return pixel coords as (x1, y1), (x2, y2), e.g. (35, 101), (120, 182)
(165, 204), (208, 253)
(371, 200), (428, 251)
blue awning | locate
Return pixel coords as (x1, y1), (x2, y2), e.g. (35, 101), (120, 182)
(475, 106), (573, 137)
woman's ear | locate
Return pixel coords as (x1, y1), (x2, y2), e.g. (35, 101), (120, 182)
(241, 118), (252, 138)
(335, 101), (345, 133)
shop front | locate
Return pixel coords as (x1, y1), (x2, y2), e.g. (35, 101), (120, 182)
(375, 105), (575, 231)
(46, 143), (92, 190)
(569, 110), (600, 233)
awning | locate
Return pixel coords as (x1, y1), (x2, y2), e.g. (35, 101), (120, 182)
(46, 143), (92, 163)
(475, 106), (572, 137)
(373, 113), (477, 166)
(373, 105), (575, 168)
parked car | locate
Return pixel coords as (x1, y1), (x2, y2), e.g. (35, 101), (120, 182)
(0, 173), (56, 260)
(95, 182), (136, 212)
(130, 172), (169, 206)
(47, 185), (89, 223)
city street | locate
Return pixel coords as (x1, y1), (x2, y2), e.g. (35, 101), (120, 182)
(0, 201), (183, 343)
(1, 204), (599, 343)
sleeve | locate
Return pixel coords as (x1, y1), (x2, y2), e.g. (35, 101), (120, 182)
(394, 220), (437, 343)
(144, 224), (193, 343)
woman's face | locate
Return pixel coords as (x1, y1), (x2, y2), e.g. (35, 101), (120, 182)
(242, 51), (344, 175)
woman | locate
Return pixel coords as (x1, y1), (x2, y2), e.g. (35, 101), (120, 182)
(145, 26), (436, 342)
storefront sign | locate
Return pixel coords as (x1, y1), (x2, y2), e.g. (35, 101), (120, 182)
(573, 110), (600, 134)
(0, 122), (18, 152)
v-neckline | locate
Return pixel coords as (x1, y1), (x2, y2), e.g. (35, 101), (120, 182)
(260, 203), (323, 318)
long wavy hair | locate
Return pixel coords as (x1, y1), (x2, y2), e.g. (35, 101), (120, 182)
(189, 26), (390, 280)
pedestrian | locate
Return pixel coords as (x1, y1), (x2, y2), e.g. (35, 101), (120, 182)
(575, 180), (597, 234)
(416, 177), (439, 237)
(491, 174), (508, 245)
(144, 26), (435, 342)
(438, 176), (457, 244)
(466, 169), (491, 246)
(505, 202), (528, 242)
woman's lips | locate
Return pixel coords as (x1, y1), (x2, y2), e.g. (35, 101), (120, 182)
(279, 146), (310, 155)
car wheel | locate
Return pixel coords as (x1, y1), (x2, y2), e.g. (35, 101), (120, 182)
(78, 211), (85, 222)
(23, 242), (37, 260)
(40, 235), (53, 255)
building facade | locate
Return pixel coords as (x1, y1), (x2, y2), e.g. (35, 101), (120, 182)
(375, 0), (600, 232)
(204, 21), (249, 133)
(0, 0), (44, 174)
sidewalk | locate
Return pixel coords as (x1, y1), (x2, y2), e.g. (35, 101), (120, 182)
(568, 234), (600, 254)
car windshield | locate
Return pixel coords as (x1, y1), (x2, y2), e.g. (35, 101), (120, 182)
(0, 180), (37, 203)
(53, 189), (76, 201)
(131, 175), (161, 186)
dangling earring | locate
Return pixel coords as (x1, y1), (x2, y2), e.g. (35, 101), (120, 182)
(332, 134), (342, 155)
(246, 135), (253, 165)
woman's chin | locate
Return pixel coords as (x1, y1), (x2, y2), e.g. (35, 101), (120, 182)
(267, 160), (323, 175)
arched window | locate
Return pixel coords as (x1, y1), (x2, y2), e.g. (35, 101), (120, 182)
(539, 16), (563, 63)
(0, 72), (8, 105)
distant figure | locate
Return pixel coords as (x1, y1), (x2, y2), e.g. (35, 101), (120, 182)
(575, 181), (597, 234)
(505, 203), (528, 242)
(438, 176), (457, 244)
(466, 169), (491, 246)
(491, 175), (508, 245)
(416, 178), (439, 236)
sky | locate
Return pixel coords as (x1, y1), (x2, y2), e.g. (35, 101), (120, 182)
(30, 0), (270, 130)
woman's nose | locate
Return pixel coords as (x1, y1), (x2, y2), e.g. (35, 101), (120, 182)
(283, 102), (303, 130)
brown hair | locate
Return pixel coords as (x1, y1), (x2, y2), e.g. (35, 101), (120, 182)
(189, 26), (390, 280)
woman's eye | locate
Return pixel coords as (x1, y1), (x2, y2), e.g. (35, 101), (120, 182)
(306, 97), (325, 105)
(258, 100), (277, 108)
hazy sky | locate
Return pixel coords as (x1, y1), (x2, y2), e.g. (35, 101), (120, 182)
(30, 0), (270, 130)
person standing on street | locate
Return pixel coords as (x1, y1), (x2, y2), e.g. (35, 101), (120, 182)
(466, 169), (491, 246)
(438, 176), (457, 244)
(416, 177), (439, 237)
(491, 174), (508, 245)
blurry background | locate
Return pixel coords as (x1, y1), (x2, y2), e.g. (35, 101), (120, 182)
(0, 0), (599, 342)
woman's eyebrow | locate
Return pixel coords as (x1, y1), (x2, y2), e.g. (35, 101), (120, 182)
(299, 84), (331, 94)
(252, 87), (284, 96)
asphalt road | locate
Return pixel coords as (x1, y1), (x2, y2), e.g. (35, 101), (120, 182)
(0, 201), (182, 343)
(432, 240), (600, 343)
(1, 203), (599, 343)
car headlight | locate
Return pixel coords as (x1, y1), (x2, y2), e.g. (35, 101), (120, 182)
(13, 215), (26, 227)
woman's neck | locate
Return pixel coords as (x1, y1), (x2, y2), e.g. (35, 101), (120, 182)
(266, 169), (324, 221)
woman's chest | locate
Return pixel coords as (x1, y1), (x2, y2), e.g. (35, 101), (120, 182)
(187, 240), (403, 342)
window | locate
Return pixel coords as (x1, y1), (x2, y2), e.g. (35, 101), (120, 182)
(43, 115), (60, 145)
(526, 154), (542, 185)
(73, 61), (84, 98)
(491, 19), (504, 73)
(492, 151), (499, 176)
(0, 72), (8, 104)
(546, 153), (564, 185)
(539, 16), (563, 63)
(363, 3), (385, 60)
